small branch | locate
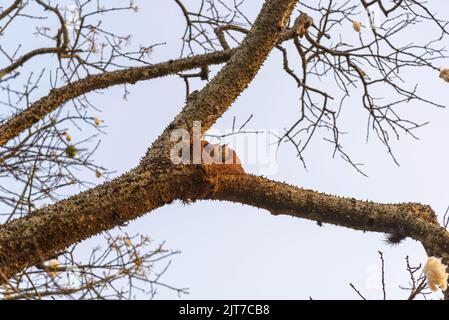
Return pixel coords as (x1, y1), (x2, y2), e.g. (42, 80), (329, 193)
(349, 283), (367, 300)
(0, 0), (22, 21)
(378, 251), (386, 300)
(0, 0), (70, 78)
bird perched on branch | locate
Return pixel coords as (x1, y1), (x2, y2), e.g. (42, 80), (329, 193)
(199, 140), (244, 176)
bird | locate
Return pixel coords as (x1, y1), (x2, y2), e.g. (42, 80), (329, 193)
(200, 140), (244, 175)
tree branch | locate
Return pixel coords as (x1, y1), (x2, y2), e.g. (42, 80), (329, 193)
(0, 5), (310, 148)
(0, 49), (234, 147)
(0, 0), (22, 21)
(204, 173), (449, 262)
(0, 0), (298, 281)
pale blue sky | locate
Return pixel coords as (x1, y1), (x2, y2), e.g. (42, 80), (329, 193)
(2, 0), (449, 299)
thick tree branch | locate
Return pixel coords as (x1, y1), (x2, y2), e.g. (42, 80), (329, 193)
(4, 0), (446, 295)
(0, 0), (298, 280)
(0, 163), (207, 280)
(204, 174), (449, 262)
(156, 2), (300, 137)
(0, 6), (310, 148)
(0, 49), (234, 147)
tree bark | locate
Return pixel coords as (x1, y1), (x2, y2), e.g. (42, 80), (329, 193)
(204, 174), (449, 262)
(0, 50), (234, 147)
(0, 0), (299, 281)
(0, 7), (309, 148)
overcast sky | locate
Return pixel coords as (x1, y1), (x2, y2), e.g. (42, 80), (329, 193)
(3, 0), (449, 299)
